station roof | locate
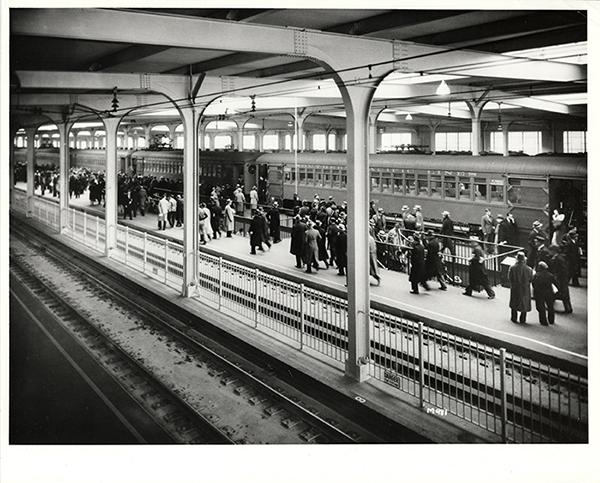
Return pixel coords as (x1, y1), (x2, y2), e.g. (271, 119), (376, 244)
(9, 8), (587, 132)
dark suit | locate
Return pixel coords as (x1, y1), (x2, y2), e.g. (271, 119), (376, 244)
(532, 270), (558, 325)
(335, 231), (347, 275)
(290, 220), (307, 268)
(409, 242), (429, 293)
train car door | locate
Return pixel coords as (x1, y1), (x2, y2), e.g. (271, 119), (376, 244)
(266, 164), (284, 202)
(257, 164), (269, 203)
(549, 177), (586, 229)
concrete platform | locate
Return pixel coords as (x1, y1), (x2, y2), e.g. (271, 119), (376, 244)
(18, 184), (589, 365)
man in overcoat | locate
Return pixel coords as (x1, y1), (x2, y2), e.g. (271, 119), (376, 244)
(267, 202), (281, 243)
(425, 231), (447, 290)
(409, 235), (429, 294)
(508, 252), (533, 323)
(290, 216), (307, 268)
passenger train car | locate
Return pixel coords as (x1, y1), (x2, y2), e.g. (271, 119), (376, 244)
(14, 147), (587, 244)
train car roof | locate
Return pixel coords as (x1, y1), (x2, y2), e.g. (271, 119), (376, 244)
(256, 152), (587, 178)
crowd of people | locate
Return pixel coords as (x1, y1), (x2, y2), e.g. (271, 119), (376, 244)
(19, 163), (585, 325)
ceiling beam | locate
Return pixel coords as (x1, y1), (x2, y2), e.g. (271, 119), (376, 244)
(164, 52), (273, 75)
(325, 10), (468, 35)
(11, 9), (586, 84)
(84, 45), (170, 72)
(408, 11), (585, 47)
(236, 59), (321, 78)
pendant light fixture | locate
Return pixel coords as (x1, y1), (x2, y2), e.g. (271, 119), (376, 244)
(436, 79), (451, 96)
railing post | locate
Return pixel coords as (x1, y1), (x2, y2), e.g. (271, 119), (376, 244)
(418, 321), (425, 409)
(95, 216), (99, 250)
(254, 267), (260, 327)
(143, 232), (148, 274)
(300, 283), (305, 350)
(165, 239), (169, 284)
(218, 257), (223, 310)
(500, 347), (508, 443)
(83, 211), (88, 244)
(125, 226), (129, 265)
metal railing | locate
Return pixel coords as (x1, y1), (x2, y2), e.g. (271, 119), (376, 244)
(31, 196), (60, 229)
(64, 206), (106, 253)
(369, 314), (587, 442)
(11, 190), (588, 442)
(12, 189), (28, 214)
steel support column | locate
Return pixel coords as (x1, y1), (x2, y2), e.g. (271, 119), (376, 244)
(368, 115), (377, 154)
(25, 127), (36, 217)
(181, 105), (200, 296)
(104, 117), (121, 256)
(467, 99), (488, 156)
(342, 85), (374, 382)
(58, 122), (72, 233)
(9, 126), (18, 208)
(502, 124), (510, 157)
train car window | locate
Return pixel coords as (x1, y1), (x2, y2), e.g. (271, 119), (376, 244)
(490, 181), (505, 203)
(371, 170), (381, 190)
(430, 174), (442, 198)
(341, 170), (347, 188)
(392, 175), (403, 194)
(417, 173), (428, 195)
(323, 168), (331, 187)
(507, 178), (546, 206)
(474, 178), (488, 201)
(443, 176), (457, 199)
(316, 168), (323, 187)
(459, 177), (472, 200)
(332, 169), (340, 187)
(382, 172), (392, 192)
(299, 167), (306, 184)
(306, 168), (314, 184)
(406, 173), (416, 195)
(284, 169), (292, 183)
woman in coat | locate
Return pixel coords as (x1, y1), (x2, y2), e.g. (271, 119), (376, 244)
(409, 236), (429, 294)
(224, 199), (235, 237)
(463, 242), (495, 299)
(508, 252), (533, 323)
(303, 221), (321, 273)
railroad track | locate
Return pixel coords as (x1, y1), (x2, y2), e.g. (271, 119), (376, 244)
(10, 223), (383, 444)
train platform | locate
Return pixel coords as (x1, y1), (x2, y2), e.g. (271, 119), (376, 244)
(17, 184), (588, 366)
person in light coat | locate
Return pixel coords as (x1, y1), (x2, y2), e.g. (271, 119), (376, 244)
(303, 221), (321, 273)
(224, 199), (235, 237)
(157, 193), (170, 230)
(198, 202), (213, 244)
(508, 252), (533, 324)
(249, 186), (259, 211)
(234, 188), (245, 216)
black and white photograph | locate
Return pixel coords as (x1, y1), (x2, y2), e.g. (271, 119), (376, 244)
(1, 2), (598, 482)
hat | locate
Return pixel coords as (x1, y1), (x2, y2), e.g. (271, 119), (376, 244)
(516, 251), (526, 260)
(402, 205), (409, 210)
(378, 208), (384, 212)
(537, 261), (548, 271)
(532, 220), (542, 227)
(414, 205), (421, 211)
(496, 214), (504, 220)
(442, 211), (450, 217)
(568, 227), (577, 235)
